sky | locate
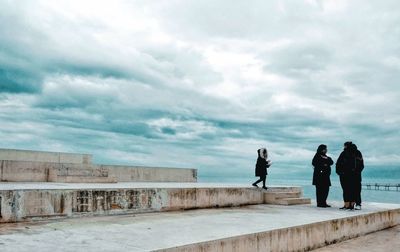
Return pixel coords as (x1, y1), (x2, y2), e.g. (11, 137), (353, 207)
(0, 0), (399, 179)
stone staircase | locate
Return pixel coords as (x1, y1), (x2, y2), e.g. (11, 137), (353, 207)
(263, 190), (311, 205)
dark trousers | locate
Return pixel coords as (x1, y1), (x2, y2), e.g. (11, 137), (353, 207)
(355, 176), (362, 205)
(315, 185), (329, 206)
(253, 175), (266, 187)
(340, 175), (357, 202)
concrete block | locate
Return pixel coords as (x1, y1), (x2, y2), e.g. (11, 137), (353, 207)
(157, 207), (400, 252)
(0, 186), (265, 222)
(0, 148), (92, 164)
(275, 197), (311, 206)
(0, 160), (196, 183)
(104, 165), (197, 183)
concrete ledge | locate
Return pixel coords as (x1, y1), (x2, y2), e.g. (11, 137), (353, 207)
(0, 161), (197, 183)
(0, 183), (302, 223)
(0, 148), (92, 164)
(0, 161), (117, 183)
(159, 207), (400, 252)
(0, 202), (398, 251)
(103, 164), (197, 183)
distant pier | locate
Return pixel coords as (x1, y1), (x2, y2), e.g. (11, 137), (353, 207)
(363, 183), (400, 191)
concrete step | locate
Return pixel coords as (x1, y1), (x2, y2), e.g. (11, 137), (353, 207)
(275, 197), (312, 205)
(0, 203), (399, 252)
(0, 148), (92, 164)
(0, 160), (197, 183)
(0, 183), (306, 223)
(263, 186), (302, 193)
(273, 191), (302, 199)
(263, 191), (302, 203)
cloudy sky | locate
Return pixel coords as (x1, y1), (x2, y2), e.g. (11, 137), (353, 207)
(0, 0), (399, 178)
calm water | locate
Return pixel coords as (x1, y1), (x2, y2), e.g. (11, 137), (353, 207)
(199, 169), (400, 204)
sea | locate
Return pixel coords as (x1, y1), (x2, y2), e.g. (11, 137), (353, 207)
(199, 165), (400, 204)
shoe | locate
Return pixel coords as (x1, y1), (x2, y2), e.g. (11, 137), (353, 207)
(252, 183), (259, 188)
(346, 206), (355, 210)
(325, 204), (331, 208)
(317, 205), (327, 208)
(262, 186), (268, 190)
(339, 206), (347, 210)
(355, 205), (361, 210)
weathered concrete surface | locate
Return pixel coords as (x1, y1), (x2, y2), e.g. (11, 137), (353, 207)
(0, 148), (92, 164)
(104, 165), (197, 183)
(0, 202), (398, 252)
(264, 191), (311, 205)
(0, 161), (196, 183)
(0, 161), (116, 183)
(312, 225), (400, 252)
(0, 183), (307, 223)
(0, 182), (302, 191)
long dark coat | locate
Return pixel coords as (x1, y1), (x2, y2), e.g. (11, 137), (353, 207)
(255, 157), (270, 177)
(336, 149), (364, 176)
(312, 154), (333, 186)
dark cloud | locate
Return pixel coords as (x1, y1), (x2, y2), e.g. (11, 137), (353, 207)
(0, 0), (399, 177)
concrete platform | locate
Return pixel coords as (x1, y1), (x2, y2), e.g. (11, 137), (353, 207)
(313, 225), (400, 252)
(0, 202), (398, 252)
(0, 160), (197, 183)
(0, 148), (92, 164)
(0, 183), (307, 223)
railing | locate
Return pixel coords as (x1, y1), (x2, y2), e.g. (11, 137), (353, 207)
(363, 183), (400, 191)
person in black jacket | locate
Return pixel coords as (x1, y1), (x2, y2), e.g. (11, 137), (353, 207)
(336, 141), (353, 209)
(352, 144), (364, 210)
(336, 142), (363, 210)
(252, 148), (271, 190)
(312, 144), (333, 208)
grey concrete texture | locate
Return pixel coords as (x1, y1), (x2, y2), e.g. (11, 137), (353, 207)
(0, 202), (398, 252)
(0, 148), (92, 164)
(0, 183), (279, 223)
(312, 225), (400, 252)
(0, 160), (197, 183)
(0, 183), (306, 223)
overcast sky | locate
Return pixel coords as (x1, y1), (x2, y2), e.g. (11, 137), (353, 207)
(0, 0), (399, 177)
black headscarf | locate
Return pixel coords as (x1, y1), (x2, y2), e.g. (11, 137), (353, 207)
(316, 144), (327, 155)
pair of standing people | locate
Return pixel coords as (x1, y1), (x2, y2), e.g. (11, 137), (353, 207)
(312, 142), (364, 210)
(336, 141), (364, 210)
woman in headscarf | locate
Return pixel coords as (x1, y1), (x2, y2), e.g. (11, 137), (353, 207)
(252, 148), (271, 190)
(312, 144), (333, 208)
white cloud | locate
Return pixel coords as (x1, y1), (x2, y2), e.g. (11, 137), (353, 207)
(1, 0), (400, 177)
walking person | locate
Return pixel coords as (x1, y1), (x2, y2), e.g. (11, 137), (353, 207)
(312, 144), (333, 208)
(252, 148), (271, 190)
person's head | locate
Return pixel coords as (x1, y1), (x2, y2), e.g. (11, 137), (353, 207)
(258, 148), (268, 159)
(344, 141), (352, 150)
(317, 144), (327, 155)
(349, 143), (358, 153)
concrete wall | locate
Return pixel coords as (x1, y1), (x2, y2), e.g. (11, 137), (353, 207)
(0, 187), (264, 222)
(158, 209), (400, 252)
(0, 148), (92, 164)
(0, 161), (115, 183)
(103, 165), (197, 183)
(0, 160), (197, 183)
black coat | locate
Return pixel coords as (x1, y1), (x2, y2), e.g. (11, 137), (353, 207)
(312, 154), (333, 186)
(255, 157), (270, 177)
(336, 150), (364, 178)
